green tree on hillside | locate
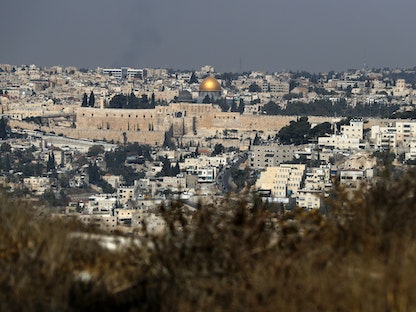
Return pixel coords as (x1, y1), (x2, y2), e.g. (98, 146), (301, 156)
(277, 117), (311, 145)
(262, 101), (281, 115)
(0, 117), (11, 140)
(46, 152), (56, 172)
(238, 98), (245, 114)
(202, 95), (211, 104)
(81, 93), (88, 107)
(87, 145), (105, 157)
(189, 72), (198, 84)
(248, 82), (262, 93)
(88, 91), (95, 107)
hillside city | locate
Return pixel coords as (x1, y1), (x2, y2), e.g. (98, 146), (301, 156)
(1, 63), (416, 234)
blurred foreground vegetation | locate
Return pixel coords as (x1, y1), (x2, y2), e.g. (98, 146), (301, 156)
(2, 169), (416, 311)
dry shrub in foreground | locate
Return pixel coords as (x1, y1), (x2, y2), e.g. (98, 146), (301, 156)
(2, 170), (416, 311)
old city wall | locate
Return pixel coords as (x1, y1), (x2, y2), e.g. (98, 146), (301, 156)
(208, 113), (337, 132)
(14, 101), (406, 147)
(10, 120), (164, 145)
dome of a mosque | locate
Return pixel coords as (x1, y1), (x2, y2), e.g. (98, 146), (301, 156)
(199, 76), (222, 92)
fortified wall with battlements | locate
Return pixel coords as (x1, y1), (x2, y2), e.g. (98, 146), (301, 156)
(75, 103), (341, 145)
(12, 104), (401, 146)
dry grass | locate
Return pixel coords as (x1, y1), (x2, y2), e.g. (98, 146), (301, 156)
(2, 170), (416, 311)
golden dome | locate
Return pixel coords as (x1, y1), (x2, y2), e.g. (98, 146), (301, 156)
(199, 76), (222, 92)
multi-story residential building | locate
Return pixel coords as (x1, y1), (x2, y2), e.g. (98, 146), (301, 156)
(371, 125), (397, 151)
(255, 164), (306, 198)
(102, 67), (145, 80)
(117, 186), (136, 204)
(114, 208), (134, 225)
(318, 119), (365, 151)
(249, 144), (297, 169)
(197, 168), (216, 183)
(84, 194), (117, 215)
(303, 166), (332, 191)
(395, 121), (416, 145)
(296, 190), (322, 210)
(318, 135), (361, 150)
(23, 177), (51, 195)
(182, 154), (229, 172)
(405, 139), (416, 160)
(340, 119), (364, 140)
(269, 81), (290, 94)
(339, 169), (365, 189)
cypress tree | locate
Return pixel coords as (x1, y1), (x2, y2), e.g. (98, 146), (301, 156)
(81, 93), (88, 107)
(88, 91), (95, 107)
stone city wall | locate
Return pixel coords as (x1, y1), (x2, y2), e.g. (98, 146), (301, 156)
(10, 120), (165, 145)
(14, 102), (407, 147)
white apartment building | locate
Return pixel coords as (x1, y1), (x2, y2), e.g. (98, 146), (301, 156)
(371, 125), (397, 151)
(84, 194), (117, 215)
(340, 119), (364, 139)
(318, 135), (361, 150)
(102, 67), (145, 80)
(318, 119), (364, 151)
(256, 164), (306, 198)
(197, 168), (216, 183)
(182, 155), (229, 173)
(395, 121), (416, 145)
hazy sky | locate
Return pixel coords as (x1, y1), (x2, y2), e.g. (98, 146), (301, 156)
(1, 0), (415, 73)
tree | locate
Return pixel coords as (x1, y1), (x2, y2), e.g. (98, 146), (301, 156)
(88, 91), (95, 107)
(211, 143), (225, 156)
(0, 117), (11, 140)
(262, 101), (281, 115)
(109, 94), (127, 108)
(140, 94), (149, 108)
(215, 98), (229, 112)
(188, 72), (198, 84)
(202, 95), (211, 104)
(253, 133), (261, 146)
(0, 142), (11, 153)
(157, 156), (172, 177)
(248, 83), (262, 93)
(0, 153), (12, 171)
(87, 162), (101, 184)
(310, 122), (333, 138)
(230, 99), (238, 112)
(46, 152), (56, 172)
(172, 161), (181, 176)
(238, 99), (245, 114)
(151, 93), (156, 107)
(87, 145), (105, 157)
(81, 93), (88, 107)
(277, 117), (311, 145)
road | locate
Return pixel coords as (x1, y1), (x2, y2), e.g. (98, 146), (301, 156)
(216, 153), (247, 194)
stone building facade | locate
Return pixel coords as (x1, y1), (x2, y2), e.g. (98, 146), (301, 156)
(75, 103), (337, 145)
